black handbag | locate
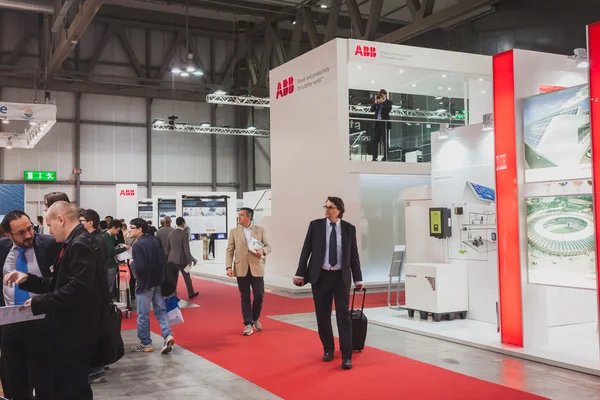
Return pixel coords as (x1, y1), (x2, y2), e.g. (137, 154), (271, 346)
(91, 302), (125, 367)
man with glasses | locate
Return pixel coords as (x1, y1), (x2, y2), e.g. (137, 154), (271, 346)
(128, 218), (175, 354)
(293, 197), (364, 370)
(0, 210), (61, 399)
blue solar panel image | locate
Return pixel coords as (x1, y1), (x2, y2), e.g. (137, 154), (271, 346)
(470, 182), (495, 201)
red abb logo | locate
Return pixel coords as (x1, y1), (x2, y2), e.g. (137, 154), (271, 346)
(355, 45), (377, 58)
(276, 77), (294, 99)
(119, 189), (136, 196)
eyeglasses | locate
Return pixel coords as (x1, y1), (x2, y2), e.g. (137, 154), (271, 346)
(11, 225), (34, 237)
(323, 206), (338, 210)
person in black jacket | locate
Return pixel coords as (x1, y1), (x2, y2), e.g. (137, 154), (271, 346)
(4, 201), (109, 400)
(370, 89), (393, 161)
(0, 210), (61, 400)
(293, 197), (364, 370)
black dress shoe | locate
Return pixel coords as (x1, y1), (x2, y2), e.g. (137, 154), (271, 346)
(189, 292), (199, 299)
(322, 351), (334, 362)
(342, 359), (352, 370)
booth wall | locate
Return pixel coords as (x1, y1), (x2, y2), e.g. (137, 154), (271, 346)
(511, 50), (597, 345)
(359, 174), (430, 280)
(431, 124), (499, 324)
(268, 39), (358, 279)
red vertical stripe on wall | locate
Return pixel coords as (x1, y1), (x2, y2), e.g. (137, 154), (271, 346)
(588, 22), (600, 325)
(493, 50), (523, 347)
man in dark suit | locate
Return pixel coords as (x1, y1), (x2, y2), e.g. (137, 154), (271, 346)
(4, 202), (109, 399)
(166, 217), (198, 299)
(294, 197), (364, 370)
(370, 89), (393, 161)
(0, 210), (61, 399)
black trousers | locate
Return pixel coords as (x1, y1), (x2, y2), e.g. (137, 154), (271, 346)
(371, 121), (388, 161)
(55, 344), (96, 400)
(172, 264), (196, 297)
(236, 269), (265, 326)
(209, 236), (216, 258)
(312, 270), (353, 360)
(1, 319), (55, 400)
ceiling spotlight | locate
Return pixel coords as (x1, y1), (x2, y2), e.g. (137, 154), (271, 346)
(193, 71), (204, 76)
(438, 86), (443, 90)
(320, 4), (327, 8)
(411, 84), (417, 87)
(356, 65), (362, 70)
(247, 125), (257, 131)
(292, 20), (297, 25)
(447, 87), (452, 91)
(435, 96), (443, 100)
(441, 74), (447, 78)
(482, 90), (487, 94)
(439, 102), (444, 104)
(437, 108), (447, 112)
(2, 119), (8, 124)
(153, 118), (165, 124)
(479, 78), (484, 82)
(172, 67), (182, 74)
(399, 69), (405, 74)
(214, 90), (227, 95)
(370, 80), (375, 84)
(186, 53), (196, 72)
(180, 72), (190, 77)
(29, 121), (36, 126)
(200, 122), (211, 127)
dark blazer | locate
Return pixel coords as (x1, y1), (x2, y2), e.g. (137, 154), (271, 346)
(19, 224), (109, 350)
(166, 228), (193, 265)
(370, 98), (392, 121)
(295, 218), (362, 289)
(0, 234), (62, 307)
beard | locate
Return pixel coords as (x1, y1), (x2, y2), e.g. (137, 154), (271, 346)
(15, 237), (34, 248)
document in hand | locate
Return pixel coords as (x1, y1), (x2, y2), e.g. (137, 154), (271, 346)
(248, 238), (265, 254)
(0, 305), (45, 326)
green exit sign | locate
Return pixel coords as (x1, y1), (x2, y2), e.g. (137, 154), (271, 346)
(24, 170), (57, 181)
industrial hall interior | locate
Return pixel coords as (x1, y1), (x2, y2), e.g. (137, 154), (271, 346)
(1, 0), (600, 399)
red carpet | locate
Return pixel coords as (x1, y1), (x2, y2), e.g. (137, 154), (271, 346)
(122, 278), (545, 400)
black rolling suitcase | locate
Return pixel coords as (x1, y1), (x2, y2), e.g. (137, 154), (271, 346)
(351, 288), (368, 351)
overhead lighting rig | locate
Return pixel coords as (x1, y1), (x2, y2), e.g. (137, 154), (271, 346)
(152, 121), (269, 137)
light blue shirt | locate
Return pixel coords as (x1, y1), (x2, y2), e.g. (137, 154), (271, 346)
(323, 219), (342, 270)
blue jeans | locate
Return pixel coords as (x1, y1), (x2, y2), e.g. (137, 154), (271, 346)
(136, 286), (173, 345)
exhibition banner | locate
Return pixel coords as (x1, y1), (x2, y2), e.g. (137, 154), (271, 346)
(0, 102), (56, 122)
(0, 184), (25, 221)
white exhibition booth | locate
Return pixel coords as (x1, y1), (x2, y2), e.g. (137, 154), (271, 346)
(266, 37), (491, 292)
(364, 41), (600, 375)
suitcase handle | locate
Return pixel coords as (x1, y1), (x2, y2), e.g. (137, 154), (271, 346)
(351, 288), (367, 318)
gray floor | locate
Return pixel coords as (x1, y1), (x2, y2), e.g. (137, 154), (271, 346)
(272, 313), (600, 400)
(92, 331), (281, 400)
(95, 315), (600, 400)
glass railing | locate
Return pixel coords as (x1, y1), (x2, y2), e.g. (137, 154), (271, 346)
(349, 117), (464, 162)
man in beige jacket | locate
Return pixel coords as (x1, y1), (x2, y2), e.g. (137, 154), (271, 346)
(226, 207), (271, 336)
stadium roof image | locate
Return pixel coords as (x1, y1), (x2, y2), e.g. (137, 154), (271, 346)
(528, 211), (595, 256)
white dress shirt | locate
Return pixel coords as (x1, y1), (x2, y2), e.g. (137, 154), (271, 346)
(242, 224), (253, 245)
(2, 244), (43, 306)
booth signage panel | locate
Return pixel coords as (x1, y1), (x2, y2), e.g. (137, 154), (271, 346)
(116, 184), (138, 225)
(0, 102), (56, 121)
(347, 39), (492, 75)
(23, 170), (56, 181)
(587, 21), (600, 324)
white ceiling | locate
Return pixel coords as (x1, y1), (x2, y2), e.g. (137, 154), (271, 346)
(348, 61), (491, 99)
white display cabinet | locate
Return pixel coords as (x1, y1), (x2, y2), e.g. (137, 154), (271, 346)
(405, 262), (468, 321)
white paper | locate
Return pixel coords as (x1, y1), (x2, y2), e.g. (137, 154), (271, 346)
(117, 249), (132, 261)
(0, 305), (45, 326)
(184, 266), (192, 273)
(248, 238), (264, 254)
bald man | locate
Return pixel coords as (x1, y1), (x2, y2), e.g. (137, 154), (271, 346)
(4, 201), (110, 400)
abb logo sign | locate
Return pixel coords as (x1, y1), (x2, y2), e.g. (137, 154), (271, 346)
(119, 189), (136, 197)
(275, 77), (294, 99)
(354, 45), (377, 58)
